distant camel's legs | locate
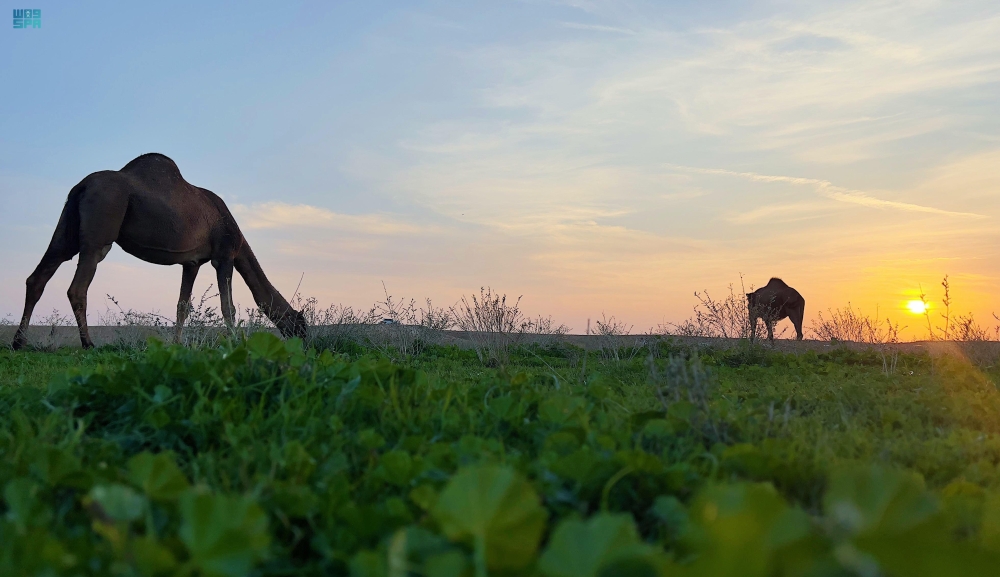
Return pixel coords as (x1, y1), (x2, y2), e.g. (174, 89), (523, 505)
(766, 318), (775, 343)
(214, 259), (236, 329)
(12, 250), (76, 349)
(789, 304), (805, 341)
(68, 244), (112, 349)
(174, 263), (200, 343)
(749, 311), (759, 342)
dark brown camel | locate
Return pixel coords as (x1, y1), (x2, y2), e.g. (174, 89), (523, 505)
(11, 153), (307, 350)
(746, 278), (805, 342)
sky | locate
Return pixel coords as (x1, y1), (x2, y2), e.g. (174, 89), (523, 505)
(2, 0), (1000, 338)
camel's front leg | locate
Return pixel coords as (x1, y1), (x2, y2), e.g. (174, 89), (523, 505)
(175, 263), (200, 343)
(67, 244), (112, 349)
(214, 259), (236, 329)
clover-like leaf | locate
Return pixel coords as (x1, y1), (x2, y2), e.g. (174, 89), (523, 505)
(824, 465), (938, 536)
(88, 484), (147, 522)
(246, 331), (287, 361)
(679, 482), (810, 577)
(179, 490), (270, 577)
(432, 464), (547, 573)
(538, 512), (664, 577)
(128, 452), (190, 501)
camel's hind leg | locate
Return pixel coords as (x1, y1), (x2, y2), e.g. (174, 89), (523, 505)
(12, 249), (77, 349)
(788, 303), (805, 341)
(174, 263), (201, 343)
(67, 244), (112, 349)
(12, 193), (83, 350)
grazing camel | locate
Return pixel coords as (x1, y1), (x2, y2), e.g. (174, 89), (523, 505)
(746, 278), (805, 342)
(11, 153), (307, 350)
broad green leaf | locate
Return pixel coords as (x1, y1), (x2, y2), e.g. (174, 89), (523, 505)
(179, 490), (270, 577)
(678, 483), (809, 577)
(30, 447), (83, 487)
(246, 331), (287, 360)
(409, 485), (438, 511)
(423, 550), (468, 577)
(128, 452), (190, 501)
(980, 492), (1000, 551)
(651, 495), (689, 540)
(131, 535), (178, 576)
(824, 465), (938, 536)
(88, 484), (147, 522)
(857, 524), (1000, 577)
(350, 550), (387, 577)
(432, 464), (547, 572)
(359, 429), (387, 451)
(538, 395), (586, 426)
(3, 478), (51, 530)
(282, 440), (317, 481)
(538, 512), (664, 577)
(272, 481), (319, 518)
(381, 450), (414, 486)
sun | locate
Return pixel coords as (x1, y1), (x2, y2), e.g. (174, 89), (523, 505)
(906, 300), (928, 315)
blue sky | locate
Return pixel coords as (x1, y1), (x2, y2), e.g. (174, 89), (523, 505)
(3, 1), (1000, 335)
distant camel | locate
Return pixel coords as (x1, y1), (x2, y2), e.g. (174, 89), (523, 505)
(11, 153), (307, 350)
(746, 278), (805, 342)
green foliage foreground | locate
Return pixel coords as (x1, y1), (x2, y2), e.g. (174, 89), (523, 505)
(4, 334), (1000, 576)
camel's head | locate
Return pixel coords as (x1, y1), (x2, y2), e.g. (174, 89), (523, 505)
(277, 308), (308, 340)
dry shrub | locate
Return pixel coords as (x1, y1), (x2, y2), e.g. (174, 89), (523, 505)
(450, 287), (529, 367)
(521, 314), (571, 349)
(104, 289), (275, 349)
(594, 313), (643, 365)
(953, 313), (1000, 368)
(666, 282), (761, 340)
(294, 294), (376, 352)
(812, 303), (902, 374)
(366, 286), (426, 359)
(21, 308), (75, 350)
(420, 299), (455, 331)
(912, 275), (1000, 367)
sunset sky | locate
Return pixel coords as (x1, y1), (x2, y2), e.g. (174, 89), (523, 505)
(3, 1), (1000, 338)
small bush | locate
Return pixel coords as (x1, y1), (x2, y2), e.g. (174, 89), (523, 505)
(450, 287), (529, 367)
(666, 281), (758, 340)
(812, 303), (901, 375)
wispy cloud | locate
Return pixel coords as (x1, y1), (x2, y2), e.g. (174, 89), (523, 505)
(561, 22), (636, 35)
(232, 202), (436, 235)
(668, 165), (987, 218)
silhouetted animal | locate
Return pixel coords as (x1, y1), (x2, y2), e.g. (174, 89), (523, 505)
(12, 153), (307, 349)
(746, 278), (805, 342)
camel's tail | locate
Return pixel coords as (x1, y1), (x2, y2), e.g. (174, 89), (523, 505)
(41, 184), (83, 261)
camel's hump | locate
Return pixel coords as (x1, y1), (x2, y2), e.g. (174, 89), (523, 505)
(120, 153), (183, 177)
(767, 277), (788, 287)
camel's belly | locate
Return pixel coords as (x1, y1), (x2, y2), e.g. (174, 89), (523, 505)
(116, 192), (216, 264)
(115, 238), (210, 266)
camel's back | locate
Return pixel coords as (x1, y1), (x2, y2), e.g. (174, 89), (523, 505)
(120, 153), (189, 190)
(758, 278), (803, 304)
(117, 153), (230, 217)
(106, 154), (239, 262)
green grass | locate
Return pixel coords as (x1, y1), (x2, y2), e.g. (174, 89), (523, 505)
(4, 336), (1000, 576)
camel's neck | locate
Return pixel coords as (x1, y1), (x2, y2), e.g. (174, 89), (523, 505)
(233, 242), (295, 325)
